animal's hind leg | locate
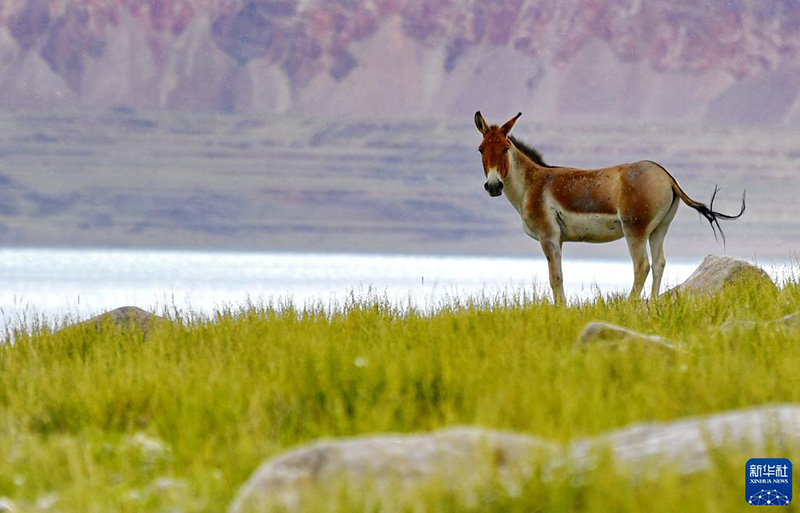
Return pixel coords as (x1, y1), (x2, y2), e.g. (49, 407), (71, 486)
(624, 233), (650, 300)
(648, 228), (667, 298)
(648, 200), (678, 298)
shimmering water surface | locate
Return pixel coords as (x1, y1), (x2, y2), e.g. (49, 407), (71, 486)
(0, 247), (734, 330)
(2, 114), (796, 333)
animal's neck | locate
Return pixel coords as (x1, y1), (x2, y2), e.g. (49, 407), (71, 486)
(503, 148), (531, 213)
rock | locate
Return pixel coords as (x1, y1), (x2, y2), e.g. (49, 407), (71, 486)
(65, 306), (169, 336)
(722, 311), (800, 332)
(0, 497), (13, 512)
(0, 2), (798, 123)
(229, 405), (800, 511)
(124, 432), (172, 464)
(40, 6), (105, 91)
(84, 306), (165, 327)
(211, 2), (291, 64)
(667, 255), (777, 296)
(578, 322), (684, 351)
(227, 427), (558, 513)
(34, 493), (58, 511)
(567, 404), (800, 475)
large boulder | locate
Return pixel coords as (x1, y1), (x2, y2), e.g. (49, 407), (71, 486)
(229, 405), (800, 512)
(667, 255), (777, 296)
(578, 322), (684, 351)
(228, 428), (557, 513)
(567, 404), (800, 474)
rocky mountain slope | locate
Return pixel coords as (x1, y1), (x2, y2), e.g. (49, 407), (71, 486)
(0, 0), (798, 123)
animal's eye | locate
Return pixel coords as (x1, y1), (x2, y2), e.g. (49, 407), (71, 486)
(478, 149), (483, 154)
(502, 148), (509, 154)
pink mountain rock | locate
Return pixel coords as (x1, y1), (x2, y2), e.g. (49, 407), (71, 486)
(0, 0), (797, 122)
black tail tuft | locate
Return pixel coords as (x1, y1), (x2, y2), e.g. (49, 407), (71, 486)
(694, 186), (746, 245)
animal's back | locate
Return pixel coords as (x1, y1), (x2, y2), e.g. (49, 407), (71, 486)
(545, 161), (675, 214)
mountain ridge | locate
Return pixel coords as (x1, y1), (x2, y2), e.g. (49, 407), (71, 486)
(0, 0), (797, 123)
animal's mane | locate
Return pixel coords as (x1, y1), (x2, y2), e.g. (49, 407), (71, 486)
(508, 135), (561, 168)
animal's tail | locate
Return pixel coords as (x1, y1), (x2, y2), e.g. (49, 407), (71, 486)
(669, 175), (746, 243)
(648, 161), (746, 243)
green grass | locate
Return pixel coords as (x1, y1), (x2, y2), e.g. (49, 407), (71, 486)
(1, 276), (799, 512)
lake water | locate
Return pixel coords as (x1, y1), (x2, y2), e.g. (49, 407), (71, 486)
(3, 246), (775, 331)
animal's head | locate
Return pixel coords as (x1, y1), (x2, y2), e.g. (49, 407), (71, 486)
(475, 111), (521, 197)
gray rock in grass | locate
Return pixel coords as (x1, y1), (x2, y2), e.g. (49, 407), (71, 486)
(63, 306), (169, 335)
(0, 497), (14, 512)
(666, 254), (777, 296)
(229, 405), (800, 512)
(566, 404), (800, 475)
(578, 321), (684, 351)
(228, 428), (558, 512)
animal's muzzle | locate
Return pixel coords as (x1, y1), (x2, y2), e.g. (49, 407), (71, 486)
(485, 181), (504, 197)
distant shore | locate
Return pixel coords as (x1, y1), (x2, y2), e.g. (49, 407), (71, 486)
(0, 111), (795, 259)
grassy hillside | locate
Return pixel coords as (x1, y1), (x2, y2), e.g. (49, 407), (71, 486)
(1, 276), (799, 512)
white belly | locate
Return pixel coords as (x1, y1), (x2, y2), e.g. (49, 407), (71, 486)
(556, 209), (623, 243)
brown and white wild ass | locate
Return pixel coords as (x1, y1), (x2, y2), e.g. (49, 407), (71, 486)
(475, 111), (746, 304)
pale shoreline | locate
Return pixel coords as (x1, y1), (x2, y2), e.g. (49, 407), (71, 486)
(2, 247), (795, 333)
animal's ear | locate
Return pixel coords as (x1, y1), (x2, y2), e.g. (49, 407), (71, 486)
(474, 111), (489, 135)
(500, 112), (522, 135)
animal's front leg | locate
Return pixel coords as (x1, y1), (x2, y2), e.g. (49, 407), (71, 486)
(540, 237), (565, 304)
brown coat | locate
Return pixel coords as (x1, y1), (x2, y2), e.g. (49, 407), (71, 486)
(475, 111), (745, 303)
